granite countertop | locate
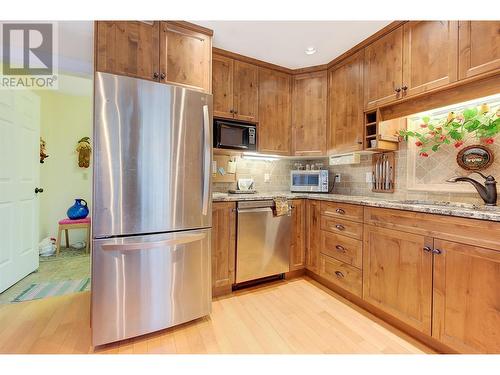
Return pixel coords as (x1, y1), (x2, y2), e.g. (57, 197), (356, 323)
(212, 191), (500, 222)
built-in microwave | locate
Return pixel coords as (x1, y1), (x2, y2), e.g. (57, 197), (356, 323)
(213, 119), (257, 151)
(290, 170), (329, 193)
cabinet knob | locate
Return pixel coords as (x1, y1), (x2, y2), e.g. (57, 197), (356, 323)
(153, 72), (159, 79)
(335, 208), (345, 214)
(394, 87), (401, 93)
(334, 271), (344, 278)
(335, 224), (345, 231)
(229, 109), (234, 114)
(423, 246), (432, 253)
(234, 110), (238, 114)
(335, 245), (346, 252)
(160, 73), (166, 80)
(35, 187), (44, 194)
(432, 248), (442, 255)
(401, 85), (408, 91)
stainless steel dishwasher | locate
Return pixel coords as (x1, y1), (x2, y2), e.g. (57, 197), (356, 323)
(236, 200), (291, 283)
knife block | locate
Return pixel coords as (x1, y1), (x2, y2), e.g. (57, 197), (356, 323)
(372, 152), (395, 193)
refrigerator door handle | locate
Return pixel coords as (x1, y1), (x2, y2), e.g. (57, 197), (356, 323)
(202, 104), (210, 216)
(101, 232), (207, 252)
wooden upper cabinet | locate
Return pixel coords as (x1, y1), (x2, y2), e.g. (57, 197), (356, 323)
(402, 21), (458, 97)
(364, 27), (403, 109)
(432, 240), (500, 353)
(292, 71), (327, 156)
(459, 21), (500, 79)
(160, 22), (212, 92)
(258, 67), (292, 155)
(211, 202), (236, 292)
(96, 21), (160, 81)
(212, 54), (259, 121)
(328, 50), (364, 154)
(233, 61), (259, 122)
(290, 199), (306, 271)
(212, 54), (234, 118)
(363, 225), (433, 334)
(306, 200), (321, 274)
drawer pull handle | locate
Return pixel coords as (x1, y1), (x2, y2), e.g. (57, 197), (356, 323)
(334, 271), (344, 278)
(432, 248), (442, 255)
(423, 246), (432, 253)
(335, 224), (345, 231)
(335, 245), (346, 252)
(335, 208), (345, 214)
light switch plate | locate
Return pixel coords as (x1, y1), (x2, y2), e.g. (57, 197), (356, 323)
(334, 173), (341, 183)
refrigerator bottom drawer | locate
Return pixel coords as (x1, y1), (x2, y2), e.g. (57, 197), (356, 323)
(91, 228), (211, 346)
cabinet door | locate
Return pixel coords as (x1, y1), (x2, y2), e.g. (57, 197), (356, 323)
(212, 54), (234, 119)
(459, 21), (500, 79)
(292, 71), (327, 156)
(403, 21), (458, 97)
(306, 200), (321, 274)
(364, 27), (403, 109)
(233, 61), (259, 122)
(258, 68), (292, 155)
(290, 199), (306, 271)
(328, 50), (364, 154)
(96, 21), (160, 81)
(363, 225), (433, 334)
(433, 240), (500, 353)
(211, 202), (236, 290)
(160, 22), (212, 92)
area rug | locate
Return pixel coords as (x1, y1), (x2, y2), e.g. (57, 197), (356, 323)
(11, 278), (91, 302)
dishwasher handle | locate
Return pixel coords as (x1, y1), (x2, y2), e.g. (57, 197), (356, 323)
(237, 207), (273, 214)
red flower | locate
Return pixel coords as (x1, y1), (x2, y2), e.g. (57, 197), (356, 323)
(415, 141), (423, 147)
(429, 131), (436, 136)
(419, 152), (429, 157)
(485, 137), (495, 145)
(439, 135), (446, 141)
(454, 141), (464, 148)
(420, 124), (427, 128)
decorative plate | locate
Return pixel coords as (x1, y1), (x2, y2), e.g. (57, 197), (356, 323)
(456, 145), (494, 171)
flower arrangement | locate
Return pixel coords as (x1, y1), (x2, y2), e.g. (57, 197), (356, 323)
(398, 103), (500, 157)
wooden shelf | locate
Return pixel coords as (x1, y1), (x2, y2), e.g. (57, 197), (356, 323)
(364, 110), (400, 152)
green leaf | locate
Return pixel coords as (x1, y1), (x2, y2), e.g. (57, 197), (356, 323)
(464, 119), (480, 131)
(463, 108), (478, 120)
(448, 130), (462, 140)
(422, 116), (430, 124)
(428, 124), (435, 131)
(432, 144), (440, 152)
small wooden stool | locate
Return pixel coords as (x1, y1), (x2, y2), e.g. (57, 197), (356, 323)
(56, 217), (91, 256)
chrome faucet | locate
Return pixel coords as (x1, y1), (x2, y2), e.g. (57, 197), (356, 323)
(446, 172), (497, 206)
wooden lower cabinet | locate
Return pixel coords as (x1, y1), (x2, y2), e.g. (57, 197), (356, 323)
(211, 202), (236, 294)
(290, 199), (306, 271)
(319, 254), (362, 298)
(363, 225), (433, 335)
(306, 200), (321, 273)
(432, 239), (500, 353)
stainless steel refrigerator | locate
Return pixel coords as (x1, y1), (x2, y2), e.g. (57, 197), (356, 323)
(91, 72), (213, 347)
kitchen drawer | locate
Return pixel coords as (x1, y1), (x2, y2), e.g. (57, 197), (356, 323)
(320, 201), (363, 223)
(320, 231), (362, 269)
(321, 216), (363, 240)
(319, 254), (362, 297)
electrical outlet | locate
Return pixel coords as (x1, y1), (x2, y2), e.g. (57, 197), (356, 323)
(334, 173), (341, 183)
(264, 173), (270, 183)
(366, 172), (373, 183)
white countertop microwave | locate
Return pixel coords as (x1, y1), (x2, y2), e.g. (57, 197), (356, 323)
(290, 170), (329, 193)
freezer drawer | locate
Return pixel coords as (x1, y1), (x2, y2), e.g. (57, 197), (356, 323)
(91, 229), (211, 346)
(236, 201), (291, 283)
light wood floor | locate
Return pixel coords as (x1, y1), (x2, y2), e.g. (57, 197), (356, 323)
(0, 277), (433, 354)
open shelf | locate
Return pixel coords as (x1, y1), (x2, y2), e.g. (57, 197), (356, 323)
(364, 110), (402, 152)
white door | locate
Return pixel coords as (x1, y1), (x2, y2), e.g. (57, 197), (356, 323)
(0, 89), (40, 293)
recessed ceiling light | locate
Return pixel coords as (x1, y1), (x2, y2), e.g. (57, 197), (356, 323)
(305, 47), (316, 55)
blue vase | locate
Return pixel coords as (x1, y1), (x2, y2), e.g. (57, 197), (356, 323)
(67, 198), (89, 220)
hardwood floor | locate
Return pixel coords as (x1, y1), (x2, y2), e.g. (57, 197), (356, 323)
(0, 277), (433, 354)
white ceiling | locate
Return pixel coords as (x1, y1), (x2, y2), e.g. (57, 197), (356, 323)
(195, 21), (392, 69)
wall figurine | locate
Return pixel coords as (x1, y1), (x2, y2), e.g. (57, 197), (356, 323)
(40, 137), (49, 163)
(76, 137), (92, 168)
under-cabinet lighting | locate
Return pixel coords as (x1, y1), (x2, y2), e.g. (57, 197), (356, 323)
(305, 46), (317, 55)
(242, 152), (281, 161)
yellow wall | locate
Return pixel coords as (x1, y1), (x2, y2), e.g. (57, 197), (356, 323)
(38, 79), (93, 243)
